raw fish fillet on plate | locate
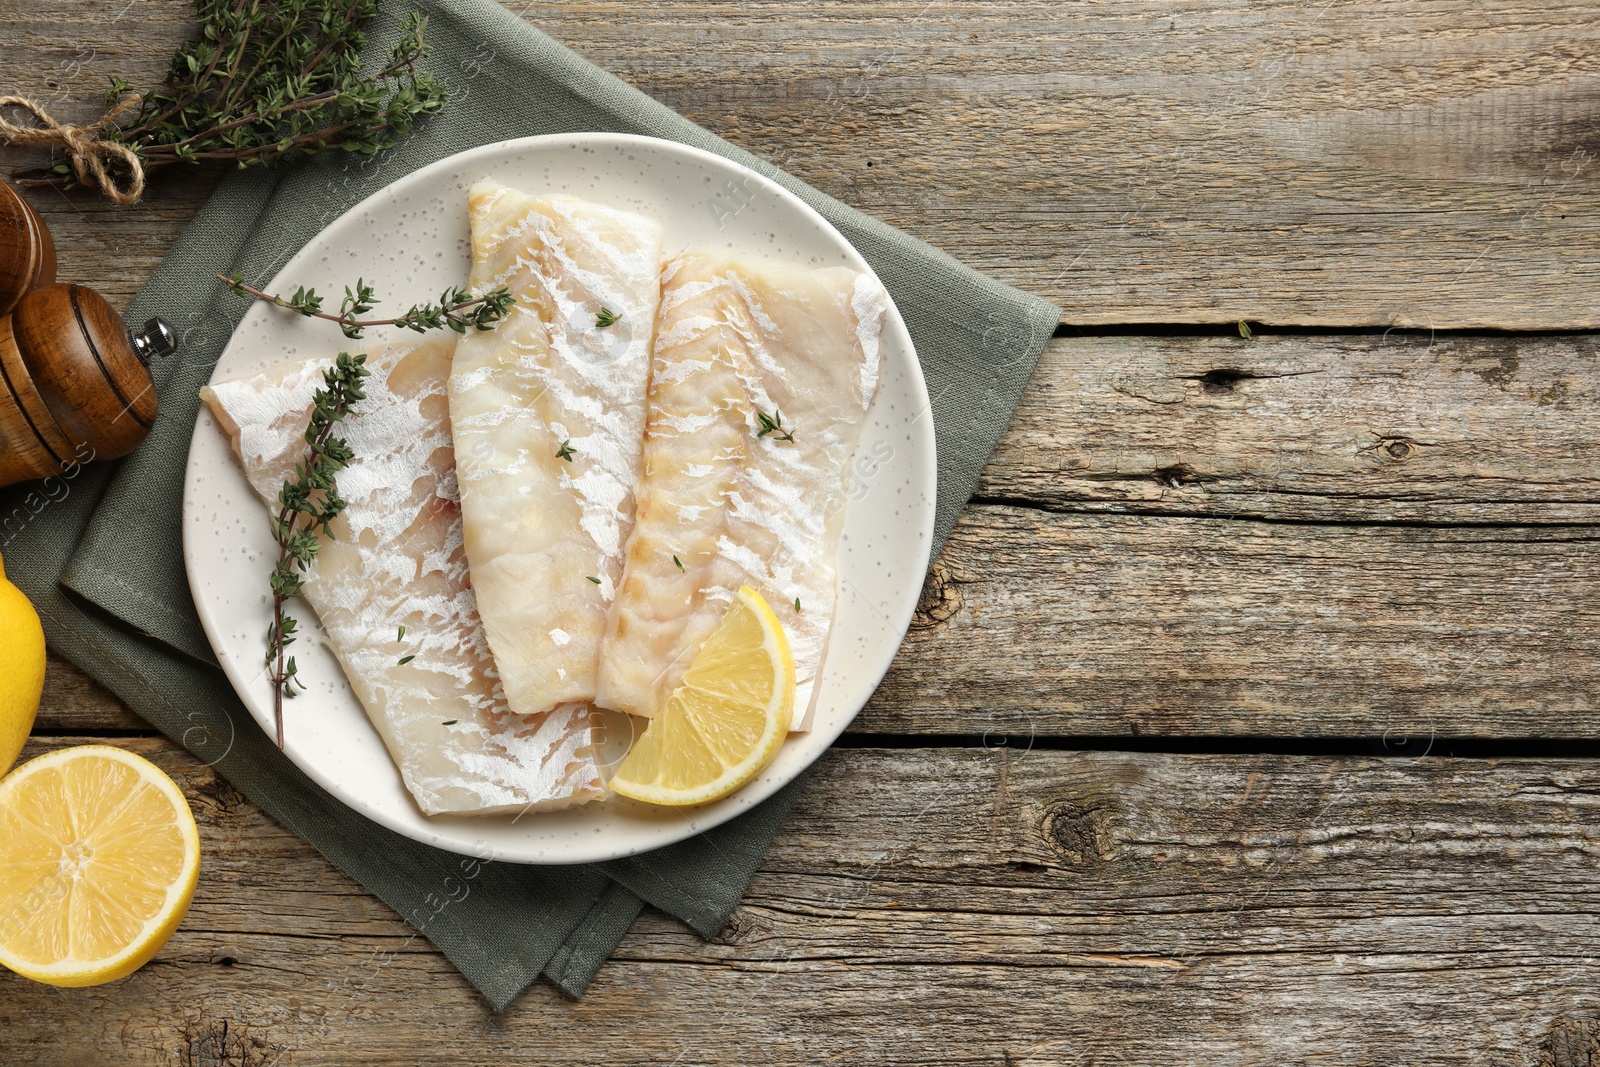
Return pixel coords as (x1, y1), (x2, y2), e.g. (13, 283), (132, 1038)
(201, 338), (608, 816)
(449, 183), (663, 719)
(596, 252), (889, 731)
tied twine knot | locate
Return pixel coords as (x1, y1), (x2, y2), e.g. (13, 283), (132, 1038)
(0, 93), (146, 205)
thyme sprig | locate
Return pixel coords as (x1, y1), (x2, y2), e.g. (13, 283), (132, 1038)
(594, 307), (620, 328)
(755, 408), (794, 442)
(15, 2), (449, 197)
(221, 273), (513, 339)
(265, 350), (370, 748)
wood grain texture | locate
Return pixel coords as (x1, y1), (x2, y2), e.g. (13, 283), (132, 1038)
(5, 0), (1600, 324)
(36, 653), (146, 732)
(4, 734), (1600, 1065)
(983, 332), (1600, 523)
(866, 503), (1600, 738)
(576, 0), (1600, 328)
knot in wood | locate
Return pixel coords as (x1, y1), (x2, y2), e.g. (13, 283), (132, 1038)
(912, 561), (963, 628)
(709, 908), (763, 947)
(198, 770), (248, 817)
(1197, 367), (1249, 393)
(1540, 1014), (1600, 1067)
(1361, 435), (1419, 462)
(1150, 463), (1199, 489)
(1040, 800), (1116, 865)
(180, 1016), (279, 1067)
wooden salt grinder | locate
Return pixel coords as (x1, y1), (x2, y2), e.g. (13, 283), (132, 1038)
(0, 284), (176, 489)
(0, 180), (56, 316)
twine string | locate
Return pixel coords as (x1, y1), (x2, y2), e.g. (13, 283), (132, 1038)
(0, 93), (146, 205)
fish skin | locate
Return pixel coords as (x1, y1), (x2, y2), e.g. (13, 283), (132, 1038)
(450, 184), (664, 719)
(201, 337), (607, 816)
(596, 252), (888, 730)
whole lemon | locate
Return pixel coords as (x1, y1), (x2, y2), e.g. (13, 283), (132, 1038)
(0, 553), (44, 776)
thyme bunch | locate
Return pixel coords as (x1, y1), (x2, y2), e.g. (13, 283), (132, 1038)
(266, 350), (369, 748)
(221, 273), (514, 339)
(16, 1), (448, 195)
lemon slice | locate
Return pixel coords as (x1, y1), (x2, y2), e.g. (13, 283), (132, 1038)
(0, 745), (201, 987)
(610, 586), (795, 806)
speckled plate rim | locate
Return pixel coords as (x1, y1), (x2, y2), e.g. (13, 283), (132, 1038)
(182, 133), (935, 864)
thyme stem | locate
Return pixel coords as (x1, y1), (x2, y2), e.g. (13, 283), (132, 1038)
(265, 351), (370, 747)
(219, 273), (514, 340)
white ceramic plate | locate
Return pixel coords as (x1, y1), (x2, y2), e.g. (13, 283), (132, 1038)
(183, 133), (935, 864)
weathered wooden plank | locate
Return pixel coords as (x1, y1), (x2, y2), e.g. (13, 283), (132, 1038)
(573, 0), (1600, 327)
(4, 735), (1599, 1065)
(6, 1), (1600, 325)
(35, 653), (148, 733)
(982, 332), (1600, 524)
(864, 503), (1600, 739)
(32, 500), (1600, 740)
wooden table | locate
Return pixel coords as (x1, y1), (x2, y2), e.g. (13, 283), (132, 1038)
(7, 1), (1600, 1062)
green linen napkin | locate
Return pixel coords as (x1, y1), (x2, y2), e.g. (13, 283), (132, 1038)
(1, 0), (1059, 1008)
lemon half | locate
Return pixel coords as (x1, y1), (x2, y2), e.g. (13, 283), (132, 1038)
(0, 554), (45, 776)
(0, 745), (201, 986)
(610, 586), (795, 807)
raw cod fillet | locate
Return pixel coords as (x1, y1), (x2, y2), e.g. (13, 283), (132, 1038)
(450, 184), (664, 719)
(595, 252), (889, 730)
(201, 338), (608, 816)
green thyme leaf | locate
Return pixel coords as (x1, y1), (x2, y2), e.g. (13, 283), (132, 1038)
(755, 408), (794, 442)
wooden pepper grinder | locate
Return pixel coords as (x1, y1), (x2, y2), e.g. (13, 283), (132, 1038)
(0, 285), (176, 488)
(0, 182), (176, 489)
(0, 180), (56, 316)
